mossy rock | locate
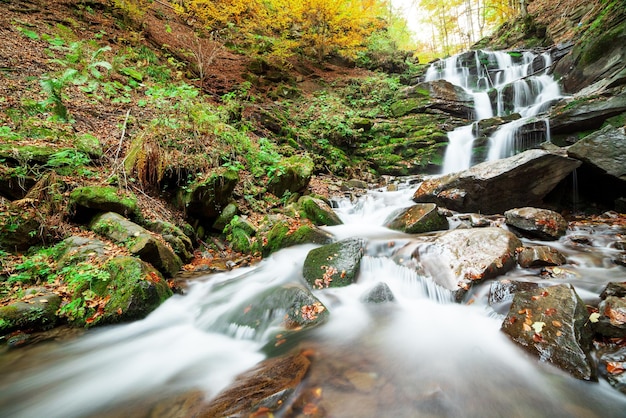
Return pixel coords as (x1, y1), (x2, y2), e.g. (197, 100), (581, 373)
(303, 238), (366, 289)
(144, 220), (195, 262)
(267, 155), (315, 197)
(0, 201), (43, 252)
(69, 185), (139, 219)
(183, 169), (239, 222)
(225, 216), (259, 254)
(390, 97), (429, 117)
(384, 203), (448, 234)
(0, 144), (67, 165)
(263, 220), (333, 256)
(298, 196), (343, 226)
(213, 202), (238, 232)
(90, 212), (182, 277)
(0, 293), (61, 335)
(74, 134), (103, 159)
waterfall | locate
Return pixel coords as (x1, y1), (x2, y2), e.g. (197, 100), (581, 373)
(430, 50), (561, 173)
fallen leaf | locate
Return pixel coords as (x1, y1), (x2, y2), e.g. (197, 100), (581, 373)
(606, 362), (625, 375)
(532, 321), (545, 333)
(551, 320), (562, 328)
(589, 312), (601, 323)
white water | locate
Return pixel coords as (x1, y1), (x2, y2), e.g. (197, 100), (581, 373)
(1, 186), (625, 417)
(428, 50), (562, 173)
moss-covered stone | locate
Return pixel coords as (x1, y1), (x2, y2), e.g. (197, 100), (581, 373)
(213, 202), (238, 232)
(302, 238), (366, 289)
(183, 169), (239, 222)
(0, 293), (61, 334)
(74, 134), (103, 159)
(0, 201), (43, 252)
(263, 220), (333, 256)
(70, 185), (139, 219)
(267, 155), (315, 197)
(298, 196), (342, 226)
(144, 220), (195, 262)
(225, 216), (260, 254)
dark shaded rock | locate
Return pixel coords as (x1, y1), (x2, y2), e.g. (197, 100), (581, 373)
(501, 284), (596, 381)
(303, 238), (366, 289)
(90, 212), (182, 277)
(0, 201), (42, 252)
(597, 345), (626, 395)
(211, 202), (238, 232)
(0, 292), (61, 335)
(384, 203), (448, 234)
(361, 282), (395, 304)
(413, 149), (581, 214)
(199, 351), (311, 417)
(567, 125), (626, 182)
(69, 185), (139, 219)
(488, 279), (540, 306)
(595, 283), (626, 338)
(299, 196), (342, 226)
(504, 207), (568, 240)
(56, 236), (109, 267)
(263, 220), (333, 256)
(404, 227), (521, 301)
(550, 93), (626, 134)
(144, 220), (195, 263)
(182, 169), (239, 223)
(267, 155), (314, 197)
(517, 245), (567, 267)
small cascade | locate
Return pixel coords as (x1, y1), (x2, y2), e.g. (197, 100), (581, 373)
(429, 50), (561, 173)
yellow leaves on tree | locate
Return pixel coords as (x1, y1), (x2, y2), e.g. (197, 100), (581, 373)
(176, 0), (386, 63)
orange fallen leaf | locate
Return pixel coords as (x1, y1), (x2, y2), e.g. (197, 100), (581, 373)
(606, 362), (625, 375)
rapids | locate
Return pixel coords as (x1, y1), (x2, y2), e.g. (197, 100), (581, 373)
(1, 184), (625, 417)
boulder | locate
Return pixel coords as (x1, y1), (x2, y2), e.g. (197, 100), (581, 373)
(299, 196), (343, 226)
(504, 207), (568, 240)
(90, 212), (182, 277)
(144, 220), (195, 262)
(225, 216), (259, 254)
(262, 220), (333, 256)
(211, 202), (238, 232)
(399, 227), (521, 301)
(0, 291), (61, 334)
(384, 203), (448, 234)
(267, 155), (314, 197)
(303, 238), (366, 289)
(199, 351), (311, 417)
(69, 185), (139, 219)
(0, 200), (42, 252)
(412, 149), (581, 214)
(182, 169), (239, 223)
(501, 284), (596, 381)
(517, 245), (567, 268)
(594, 282), (626, 338)
(391, 80), (474, 119)
(550, 92), (626, 134)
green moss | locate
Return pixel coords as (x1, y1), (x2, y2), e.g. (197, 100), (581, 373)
(390, 97), (428, 117)
(70, 185), (139, 218)
(263, 220), (332, 256)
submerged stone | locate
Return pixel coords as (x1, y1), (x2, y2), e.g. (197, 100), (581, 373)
(501, 284), (596, 381)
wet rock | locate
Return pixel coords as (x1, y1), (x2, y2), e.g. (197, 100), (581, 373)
(267, 155), (314, 197)
(504, 207), (568, 240)
(391, 80), (474, 119)
(412, 149), (581, 214)
(0, 292), (61, 335)
(488, 280), (540, 306)
(384, 203), (448, 234)
(199, 351), (311, 417)
(263, 220), (333, 256)
(69, 185), (139, 220)
(303, 238), (366, 289)
(406, 227), (521, 301)
(594, 283), (626, 338)
(501, 284), (596, 381)
(550, 93), (626, 134)
(90, 212), (182, 277)
(361, 282), (395, 304)
(517, 245), (567, 267)
(597, 345), (626, 395)
(299, 196), (343, 226)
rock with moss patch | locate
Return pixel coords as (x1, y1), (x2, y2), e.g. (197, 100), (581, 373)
(213, 202), (238, 232)
(298, 196), (342, 226)
(74, 134), (103, 159)
(225, 216), (260, 254)
(0, 201), (43, 252)
(384, 203), (448, 234)
(144, 220), (195, 262)
(90, 212), (182, 277)
(182, 169), (239, 223)
(267, 155), (314, 197)
(262, 219), (333, 256)
(0, 292), (61, 335)
(303, 238), (366, 289)
(70, 185), (139, 219)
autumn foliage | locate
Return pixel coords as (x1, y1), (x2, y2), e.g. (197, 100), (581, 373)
(174, 0), (387, 63)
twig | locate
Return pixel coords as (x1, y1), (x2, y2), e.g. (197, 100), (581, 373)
(114, 109), (131, 163)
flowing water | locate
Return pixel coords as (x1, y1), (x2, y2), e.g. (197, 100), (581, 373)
(1, 185), (625, 417)
(427, 50), (563, 173)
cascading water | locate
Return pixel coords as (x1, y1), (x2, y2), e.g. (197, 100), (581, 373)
(1, 184), (625, 418)
(427, 50), (562, 173)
